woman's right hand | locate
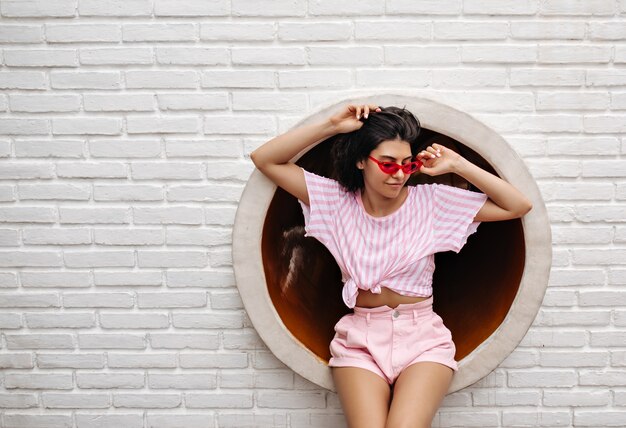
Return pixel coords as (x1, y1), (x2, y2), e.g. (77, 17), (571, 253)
(328, 104), (382, 134)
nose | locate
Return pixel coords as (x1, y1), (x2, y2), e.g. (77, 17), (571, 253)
(391, 168), (405, 179)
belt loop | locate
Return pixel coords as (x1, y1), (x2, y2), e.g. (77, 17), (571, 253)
(412, 309), (417, 324)
(366, 313), (371, 326)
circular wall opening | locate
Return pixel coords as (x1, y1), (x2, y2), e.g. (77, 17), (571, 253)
(233, 94), (551, 392)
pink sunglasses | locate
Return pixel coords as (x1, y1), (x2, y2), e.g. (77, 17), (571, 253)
(368, 156), (423, 175)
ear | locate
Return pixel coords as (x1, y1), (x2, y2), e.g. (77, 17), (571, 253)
(356, 160), (364, 170)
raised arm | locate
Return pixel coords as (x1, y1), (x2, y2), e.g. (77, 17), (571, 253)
(250, 104), (380, 205)
(417, 143), (533, 222)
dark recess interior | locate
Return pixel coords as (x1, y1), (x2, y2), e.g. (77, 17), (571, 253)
(261, 129), (525, 362)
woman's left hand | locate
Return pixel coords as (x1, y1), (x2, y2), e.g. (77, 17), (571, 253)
(416, 143), (462, 176)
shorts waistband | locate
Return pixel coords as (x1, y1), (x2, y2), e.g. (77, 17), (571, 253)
(353, 295), (433, 318)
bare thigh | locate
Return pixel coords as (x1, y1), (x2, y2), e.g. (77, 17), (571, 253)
(332, 367), (391, 428)
(386, 362), (453, 428)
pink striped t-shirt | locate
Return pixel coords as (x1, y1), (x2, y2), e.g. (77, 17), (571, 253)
(298, 168), (489, 308)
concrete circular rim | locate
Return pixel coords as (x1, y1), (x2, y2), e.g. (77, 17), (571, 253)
(232, 93), (552, 392)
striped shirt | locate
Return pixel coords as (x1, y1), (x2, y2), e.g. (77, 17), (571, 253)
(298, 168), (489, 308)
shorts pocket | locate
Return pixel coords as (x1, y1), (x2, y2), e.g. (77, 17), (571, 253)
(335, 314), (368, 349)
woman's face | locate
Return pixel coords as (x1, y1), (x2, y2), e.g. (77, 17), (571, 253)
(357, 139), (414, 199)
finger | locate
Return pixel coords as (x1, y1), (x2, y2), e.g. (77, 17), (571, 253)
(356, 105), (362, 119)
(364, 105), (370, 118)
(426, 146), (441, 158)
(369, 104), (381, 112)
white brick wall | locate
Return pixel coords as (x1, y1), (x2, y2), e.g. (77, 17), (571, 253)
(0, 1), (624, 427)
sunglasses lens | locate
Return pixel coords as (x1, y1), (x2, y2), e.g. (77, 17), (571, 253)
(380, 163), (400, 174)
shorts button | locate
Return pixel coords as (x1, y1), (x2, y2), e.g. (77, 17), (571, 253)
(392, 310), (399, 318)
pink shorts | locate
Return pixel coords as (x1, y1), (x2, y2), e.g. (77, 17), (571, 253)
(328, 296), (457, 384)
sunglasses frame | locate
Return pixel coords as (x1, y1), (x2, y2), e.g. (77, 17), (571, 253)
(367, 156), (423, 175)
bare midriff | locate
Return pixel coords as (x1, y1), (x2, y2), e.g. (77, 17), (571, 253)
(355, 286), (430, 309)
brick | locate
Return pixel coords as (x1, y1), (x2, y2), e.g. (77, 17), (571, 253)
(138, 292), (207, 308)
(76, 373), (144, 389)
(80, 47), (153, 65)
(94, 229), (163, 245)
(546, 136), (619, 154)
(89, 141), (161, 158)
(0, 228), (19, 246)
(42, 393), (110, 408)
(122, 24), (196, 42)
(0, 25), (43, 43)
(173, 313), (244, 329)
(0, 313), (22, 329)
(537, 309), (610, 326)
(1, 0), (76, 17)
(502, 411), (571, 427)
(0, 272), (18, 288)
(575, 207), (626, 223)
(540, 350), (608, 367)
(63, 292), (134, 306)
(511, 68), (585, 86)
(0, 119), (49, 135)
(74, 412), (144, 428)
(281, 22), (353, 41)
(574, 411), (626, 427)
(472, 390), (540, 406)
(5, 373), (73, 389)
(222, 330), (264, 350)
(46, 24), (120, 42)
(148, 373), (217, 389)
(127, 116), (199, 133)
(148, 333), (219, 349)
(0, 71), (47, 89)
(0, 251), (60, 266)
(4, 49), (77, 67)
(309, 46), (382, 65)
(431, 69), (507, 88)
(131, 162), (203, 180)
(11, 94), (81, 113)
(232, 47), (306, 65)
(204, 115), (275, 135)
(541, 0), (616, 15)
(166, 228), (231, 246)
(580, 370), (626, 386)
(544, 389), (609, 406)
(108, 354), (177, 368)
(278, 70), (351, 88)
(257, 392), (325, 409)
(113, 393), (181, 408)
(146, 414), (215, 427)
(508, 370), (577, 388)
(59, 207), (129, 224)
(520, 330), (586, 347)
(0, 164), (54, 179)
(201, 70), (275, 88)
(78, 334), (146, 350)
(133, 207), (202, 224)
(166, 270), (236, 287)
(201, 22), (274, 41)
(51, 71), (120, 89)
(511, 21), (585, 39)
(2, 415), (73, 428)
(584, 115), (626, 133)
(218, 414), (287, 427)
(125, 71), (198, 89)
(37, 353), (104, 369)
(0, 393), (38, 408)
(21, 271), (91, 288)
(94, 271), (162, 286)
(56, 162), (127, 178)
(309, 0), (382, 15)
(355, 69), (430, 88)
(589, 22), (626, 40)
(464, 0), (537, 15)
(156, 47), (229, 65)
(15, 140), (84, 158)
(536, 91), (609, 110)
(385, 0), (462, 15)
(434, 21), (507, 40)
(587, 69), (626, 86)
(539, 45), (612, 64)
(233, 92), (307, 111)
(540, 183), (613, 202)
(0, 353), (34, 368)
(79, 0), (152, 16)
(579, 291), (626, 306)
(462, 45), (537, 63)
(84, 94), (155, 112)
(184, 392), (252, 409)
(25, 313), (95, 328)
(232, 0), (306, 16)
(137, 250), (207, 267)
(155, 0), (229, 16)
(157, 93), (228, 111)
(549, 269), (605, 287)
(100, 313), (169, 329)
(590, 331), (626, 347)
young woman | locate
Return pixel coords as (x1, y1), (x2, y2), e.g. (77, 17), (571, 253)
(250, 104), (532, 428)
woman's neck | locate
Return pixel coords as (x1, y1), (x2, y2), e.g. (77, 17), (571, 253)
(360, 187), (409, 217)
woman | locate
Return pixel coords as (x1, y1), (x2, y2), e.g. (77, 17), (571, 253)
(250, 104), (532, 428)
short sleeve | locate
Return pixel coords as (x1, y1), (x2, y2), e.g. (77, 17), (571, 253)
(429, 183), (489, 253)
(297, 168), (345, 244)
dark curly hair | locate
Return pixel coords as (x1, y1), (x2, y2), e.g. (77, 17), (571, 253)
(330, 106), (422, 192)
